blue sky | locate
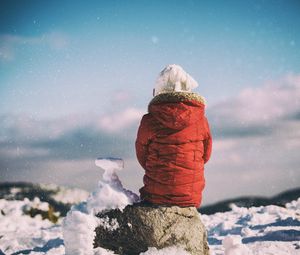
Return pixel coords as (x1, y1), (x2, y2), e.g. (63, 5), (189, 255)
(1, 0), (300, 204)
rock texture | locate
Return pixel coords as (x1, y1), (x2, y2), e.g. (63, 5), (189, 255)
(94, 203), (210, 255)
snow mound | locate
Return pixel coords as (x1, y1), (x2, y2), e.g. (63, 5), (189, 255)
(63, 210), (99, 255)
(63, 157), (139, 255)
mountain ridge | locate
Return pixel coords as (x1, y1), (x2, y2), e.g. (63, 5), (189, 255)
(0, 182), (299, 215)
(199, 187), (300, 215)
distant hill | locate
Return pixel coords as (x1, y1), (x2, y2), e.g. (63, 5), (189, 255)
(199, 187), (300, 215)
(1, 182), (299, 216)
(0, 182), (89, 216)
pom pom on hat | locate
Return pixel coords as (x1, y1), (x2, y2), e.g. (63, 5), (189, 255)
(154, 64), (198, 96)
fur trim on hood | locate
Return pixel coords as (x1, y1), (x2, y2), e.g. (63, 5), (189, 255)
(149, 92), (206, 109)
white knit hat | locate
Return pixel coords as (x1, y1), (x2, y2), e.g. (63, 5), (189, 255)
(153, 64), (198, 96)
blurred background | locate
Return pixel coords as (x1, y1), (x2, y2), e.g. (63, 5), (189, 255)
(0, 0), (299, 205)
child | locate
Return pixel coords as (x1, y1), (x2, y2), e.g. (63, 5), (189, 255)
(135, 64), (212, 208)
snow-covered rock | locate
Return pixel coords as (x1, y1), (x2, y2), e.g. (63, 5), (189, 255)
(94, 204), (209, 255)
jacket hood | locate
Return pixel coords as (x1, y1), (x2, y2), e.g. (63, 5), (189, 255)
(148, 92), (206, 130)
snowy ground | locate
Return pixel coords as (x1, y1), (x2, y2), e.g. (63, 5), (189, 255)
(1, 159), (299, 255)
(0, 197), (300, 255)
(202, 200), (300, 255)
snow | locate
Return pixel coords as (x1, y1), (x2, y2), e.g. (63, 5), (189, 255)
(51, 187), (89, 204)
(1, 197), (300, 255)
(87, 158), (139, 214)
(0, 198), (64, 254)
(95, 157), (124, 175)
(201, 203), (300, 255)
(140, 246), (190, 255)
(62, 158), (139, 255)
(30, 183), (89, 205)
(24, 197), (50, 211)
(222, 236), (251, 255)
(286, 198), (300, 215)
(0, 162), (299, 255)
(63, 210), (99, 255)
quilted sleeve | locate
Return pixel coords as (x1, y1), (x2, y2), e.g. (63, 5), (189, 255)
(203, 117), (212, 164)
(135, 114), (153, 170)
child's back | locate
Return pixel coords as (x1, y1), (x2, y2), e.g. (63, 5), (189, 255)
(136, 65), (212, 207)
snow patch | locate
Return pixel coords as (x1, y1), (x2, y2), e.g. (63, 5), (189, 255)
(98, 217), (119, 231)
(0, 198), (63, 254)
(63, 210), (99, 255)
(52, 187), (89, 204)
(286, 197), (300, 215)
(223, 235), (251, 255)
(93, 247), (116, 255)
(140, 246), (190, 255)
(23, 196), (50, 211)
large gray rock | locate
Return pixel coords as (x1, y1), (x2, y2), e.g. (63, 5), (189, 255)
(94, 203), (210, 255)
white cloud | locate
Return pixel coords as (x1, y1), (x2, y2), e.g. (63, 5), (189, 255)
(0, 146), (49, 159)
(204, 126), (300, 204)
(1, 114), (85, 142)
(97, 108), (144, 133)
(0, 107), (144, 144)
(0, 32), (69, 62)
(202, 74), (300, 204)
(0, 107), (144, 175)
(209, 74), (300, 129)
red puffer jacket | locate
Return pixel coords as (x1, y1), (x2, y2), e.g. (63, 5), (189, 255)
(136, 92), (212, 208)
